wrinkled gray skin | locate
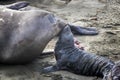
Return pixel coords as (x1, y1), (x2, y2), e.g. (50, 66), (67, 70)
(104, 61), (120, 80)
(0, 1), (98, 64)
(44, 26), (120, 80)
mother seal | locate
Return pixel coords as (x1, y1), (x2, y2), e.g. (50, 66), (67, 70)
(0, 1), (98, 64)
(44, 26), (120, 80)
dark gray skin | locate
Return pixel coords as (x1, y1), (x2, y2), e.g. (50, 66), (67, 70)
(0, 2), (98, 64)
(0, 1), (29, 10)
(44, 26), (120, 80)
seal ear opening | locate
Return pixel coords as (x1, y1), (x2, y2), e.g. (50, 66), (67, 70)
(6, 1), (29, 10)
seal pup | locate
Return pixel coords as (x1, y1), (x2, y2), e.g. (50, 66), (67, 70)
(44, 26), (120, 80)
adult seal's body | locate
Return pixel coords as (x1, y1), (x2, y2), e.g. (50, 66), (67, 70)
(0, 2), (98, 64)
(44, 26), (120, 80)
(0, 2), (66, 64)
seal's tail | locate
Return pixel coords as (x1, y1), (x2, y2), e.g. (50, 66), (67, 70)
(102, 61), (120, 80)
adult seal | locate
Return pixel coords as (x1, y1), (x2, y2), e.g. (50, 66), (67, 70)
(0, 1), (98, 64)
(44, 26), (120, 80)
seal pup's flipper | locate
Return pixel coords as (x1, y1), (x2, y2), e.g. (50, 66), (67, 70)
(43, 54), (68, 73)
(43, 64), (69, 73)
(43, 66), (59, 73)
(41, 51), (54, 56)
(69, 24), (99, 35)
(6, 1), (29, 10)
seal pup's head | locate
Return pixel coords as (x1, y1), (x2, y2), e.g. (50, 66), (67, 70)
(57, 25), (74, 47)
(54, 25), (75, 60)
(56, 25), (84, 50)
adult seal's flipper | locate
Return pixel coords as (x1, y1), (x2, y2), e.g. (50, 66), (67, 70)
(69, 24), (99, 35)
(6, 1), (29, 10)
